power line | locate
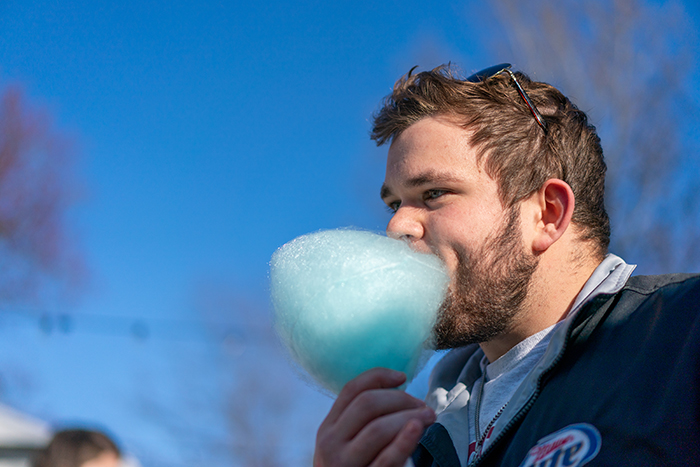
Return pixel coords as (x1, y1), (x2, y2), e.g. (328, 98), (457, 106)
(0, 307), (275, 345)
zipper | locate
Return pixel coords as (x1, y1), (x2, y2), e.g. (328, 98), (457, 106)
(469, 340), (568, 466)
(468, 402), (509, 467)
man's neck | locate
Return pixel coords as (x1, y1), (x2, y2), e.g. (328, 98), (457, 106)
(479, 251), (602, 363)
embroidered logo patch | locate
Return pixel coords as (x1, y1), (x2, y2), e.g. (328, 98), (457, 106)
(518, 423), (601, 467)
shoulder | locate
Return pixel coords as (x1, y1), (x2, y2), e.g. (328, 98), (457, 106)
(624, 272), (700, 295)
(568, 272), (700, 363)
(613, 273), (700, 318)
(575, 272), (700, 346)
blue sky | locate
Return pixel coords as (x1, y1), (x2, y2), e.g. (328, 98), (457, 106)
(0, 1), (698, 466)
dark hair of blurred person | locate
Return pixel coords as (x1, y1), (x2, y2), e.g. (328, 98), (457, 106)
(33, 429), (121, 467)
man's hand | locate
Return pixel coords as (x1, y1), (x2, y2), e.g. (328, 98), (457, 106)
(313, 368), (436, 467)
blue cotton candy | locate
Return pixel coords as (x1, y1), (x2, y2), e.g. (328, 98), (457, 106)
(269, 229), (449, 395)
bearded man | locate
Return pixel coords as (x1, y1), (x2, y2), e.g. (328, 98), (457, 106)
(313, 64), (700, 467)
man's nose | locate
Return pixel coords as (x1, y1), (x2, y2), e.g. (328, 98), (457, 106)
(386, 206), (425, 242)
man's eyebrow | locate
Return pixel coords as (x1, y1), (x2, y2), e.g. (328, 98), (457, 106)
(380, 171), (462, 200)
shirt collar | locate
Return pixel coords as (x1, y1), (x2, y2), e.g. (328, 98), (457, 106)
(568, 253), (636, 317)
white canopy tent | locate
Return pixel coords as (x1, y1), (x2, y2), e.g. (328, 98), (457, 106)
(0, 404), (51, 467)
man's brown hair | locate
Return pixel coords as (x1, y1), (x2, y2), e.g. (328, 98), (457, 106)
(371, 64), (610, 257)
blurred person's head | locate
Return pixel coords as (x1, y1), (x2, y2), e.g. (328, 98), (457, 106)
(34, 429), (121, 467)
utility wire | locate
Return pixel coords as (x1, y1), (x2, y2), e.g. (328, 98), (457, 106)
(0, 306), (275, 345)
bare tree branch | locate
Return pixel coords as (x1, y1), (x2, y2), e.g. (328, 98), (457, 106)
(0, 85), (84, 303)
(481, 0), (699, 273)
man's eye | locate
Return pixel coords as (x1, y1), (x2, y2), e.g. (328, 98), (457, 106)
(424, 189), (448, 201)
(386, 201), (400, 213)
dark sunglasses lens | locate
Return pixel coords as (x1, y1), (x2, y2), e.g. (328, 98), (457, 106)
(466, 63), (512, 83)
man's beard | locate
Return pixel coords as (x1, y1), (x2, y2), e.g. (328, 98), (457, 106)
(432, 207), (539, 349)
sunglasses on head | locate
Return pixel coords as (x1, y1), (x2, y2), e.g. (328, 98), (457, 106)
(466, 63), (548, 133)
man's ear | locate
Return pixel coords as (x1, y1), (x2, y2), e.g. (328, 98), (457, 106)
(530, 179), (575, 253)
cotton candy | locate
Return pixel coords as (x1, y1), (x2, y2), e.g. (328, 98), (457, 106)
(269, 229), (449, 395)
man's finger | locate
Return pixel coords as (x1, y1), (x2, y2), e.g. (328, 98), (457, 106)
(369, 419), (427, 467)
(333, 389), (429, 442)
(345, 406), (434, 466)
(324, 368), (407, 426)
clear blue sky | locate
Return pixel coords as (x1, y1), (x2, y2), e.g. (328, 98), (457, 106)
(0, 1), (698, 466)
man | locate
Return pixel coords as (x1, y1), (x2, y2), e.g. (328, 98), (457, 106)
(313, 64), (700, 467)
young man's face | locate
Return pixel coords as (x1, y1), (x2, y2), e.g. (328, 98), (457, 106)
(381, 115), (508, 275)
(381, 115), (539, 348)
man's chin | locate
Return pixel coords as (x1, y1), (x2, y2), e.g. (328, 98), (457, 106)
(431, 311), (512, 350)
